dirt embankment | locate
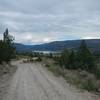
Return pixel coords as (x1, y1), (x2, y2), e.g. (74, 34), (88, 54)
(0, 62), (17, 100)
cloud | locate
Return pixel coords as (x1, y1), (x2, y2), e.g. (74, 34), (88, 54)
(0, 0), (100, 44)
(10, 32), (58, 44)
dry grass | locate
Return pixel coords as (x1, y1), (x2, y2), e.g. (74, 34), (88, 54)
(64, 69), (100, 92)
(43, 58), (100, 94)
(0, 62), (17, 100)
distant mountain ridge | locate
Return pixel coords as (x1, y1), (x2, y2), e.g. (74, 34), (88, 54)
(15, 43), (33, 52)
(15, 39), (100, 53)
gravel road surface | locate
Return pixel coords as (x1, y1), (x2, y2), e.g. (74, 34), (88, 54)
(2, 61), (99, 100)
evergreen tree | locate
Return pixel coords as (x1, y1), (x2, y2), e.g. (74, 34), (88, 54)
(77, 40), (95, 72)
(59, 49), (69, 69)
(68, 50), (77, 69)
(3, 28), (9, 42)
(3, 28), (14, 44)
(0, 28), (15, 63)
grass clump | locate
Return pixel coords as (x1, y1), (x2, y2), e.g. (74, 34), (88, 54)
(94, 67), (100, 79)
(81, 79), (99, 92)
(45, 64), (62, 76)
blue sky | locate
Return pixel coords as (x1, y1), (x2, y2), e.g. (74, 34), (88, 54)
(0, 0), (100, 44)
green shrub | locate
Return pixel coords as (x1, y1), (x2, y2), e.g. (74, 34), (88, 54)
(81, 79), (98, 91)
(94, 67), (100, 79)
(45, 64), (62, 76)
(59, 49), (69, 68)
(45, 64), (50, 68)
(36, 57), (42, 62)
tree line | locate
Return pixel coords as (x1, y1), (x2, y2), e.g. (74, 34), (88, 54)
(0, 28), (15, 63)
(57, 40), (100, 78)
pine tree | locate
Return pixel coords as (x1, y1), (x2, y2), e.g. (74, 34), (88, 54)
(0, 28), (15, 63)
(68, 50), (77, 69)
(77, 40), (95, 72)
(3, 28), (9, 42)
(59, 49), (69, 69)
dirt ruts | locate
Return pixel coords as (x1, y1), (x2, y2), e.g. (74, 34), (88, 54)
(2, 61), (99, 100)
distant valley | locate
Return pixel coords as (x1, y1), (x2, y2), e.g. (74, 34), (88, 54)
(15, 39), (100, 54)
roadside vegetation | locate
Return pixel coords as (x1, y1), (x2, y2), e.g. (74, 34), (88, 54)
(0, 28), (17, 99)
(44, 40), (100, 93)
(0, 28), (16, 74)
(0, 28), (16, 63)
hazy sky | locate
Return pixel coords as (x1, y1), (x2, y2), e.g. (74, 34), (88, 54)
(0, 0), (100, 44)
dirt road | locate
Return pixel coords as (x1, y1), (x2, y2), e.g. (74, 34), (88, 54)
(2, 61), (99, 100)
